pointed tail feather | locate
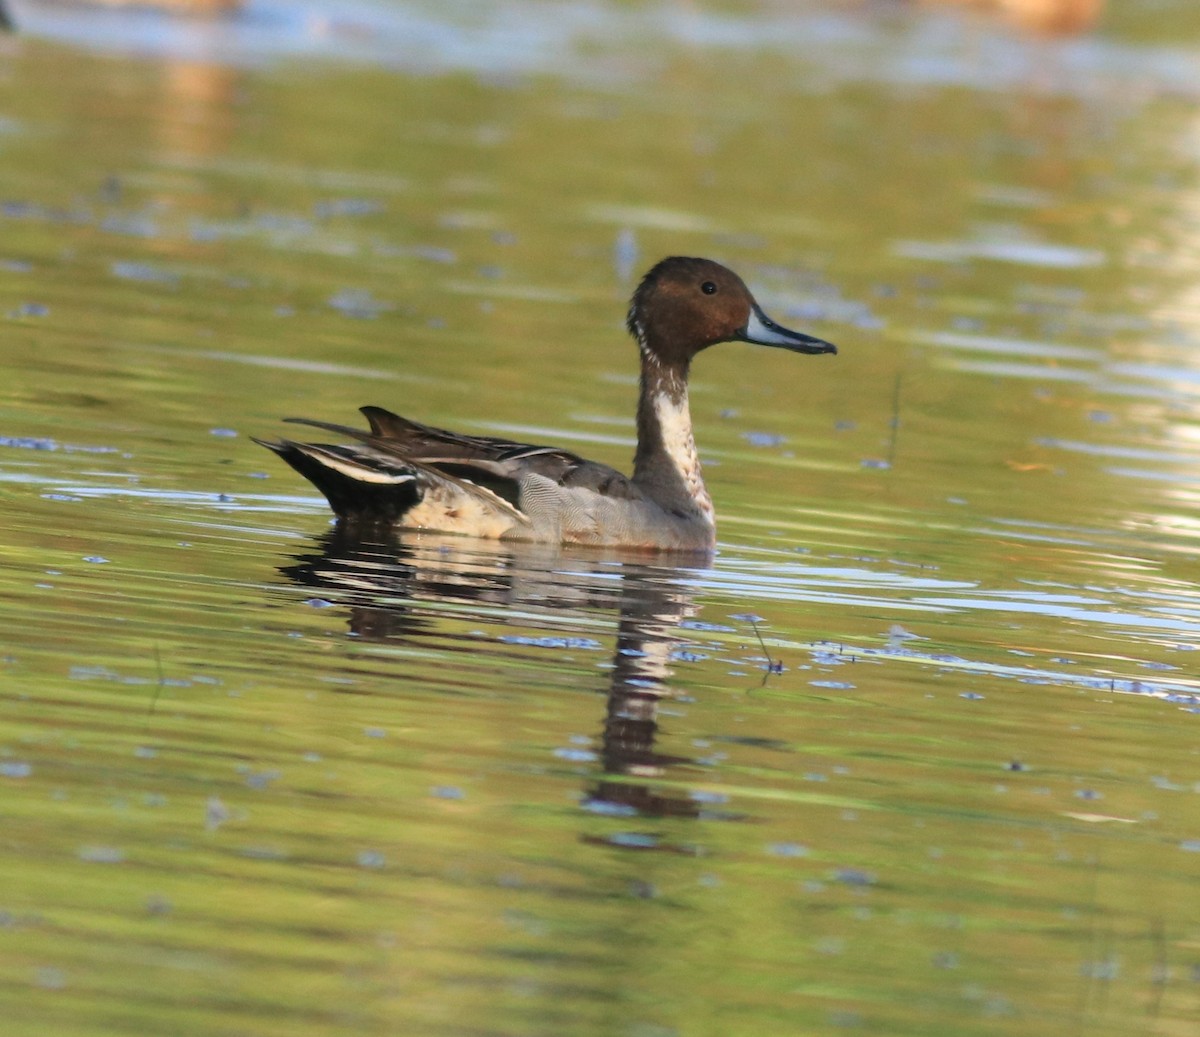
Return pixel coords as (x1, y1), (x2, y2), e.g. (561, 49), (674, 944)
(253, 437), (420, 524)
(360, 405), (428, 439)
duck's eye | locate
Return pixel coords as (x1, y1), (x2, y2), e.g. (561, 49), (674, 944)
(701, 281), (718, 295)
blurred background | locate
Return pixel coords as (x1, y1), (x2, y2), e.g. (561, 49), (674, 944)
(1, 3), (1198, 1037)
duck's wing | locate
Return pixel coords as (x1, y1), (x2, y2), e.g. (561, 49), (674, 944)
(253, 434), (534, 535)
(283, 406), (642, 506)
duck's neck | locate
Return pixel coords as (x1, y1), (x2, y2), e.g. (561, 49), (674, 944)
(632, 355), (715, 523)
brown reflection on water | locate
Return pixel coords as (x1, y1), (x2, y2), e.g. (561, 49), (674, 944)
(156, 60), (238, 160)
(588, 566), (705, 822)
(919, 0), (1104, 35)
(281, 527), (711, 824)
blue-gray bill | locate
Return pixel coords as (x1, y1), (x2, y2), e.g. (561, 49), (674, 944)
(739, 303), (837, 354)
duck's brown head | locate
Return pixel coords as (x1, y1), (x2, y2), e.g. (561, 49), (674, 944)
(626, 256), (838, 369)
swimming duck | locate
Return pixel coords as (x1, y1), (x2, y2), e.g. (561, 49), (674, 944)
(256, 256), (837, 551)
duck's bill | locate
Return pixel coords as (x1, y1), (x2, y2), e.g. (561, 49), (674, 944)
(739, 304), (837, 355)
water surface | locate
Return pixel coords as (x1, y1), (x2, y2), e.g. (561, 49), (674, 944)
(1, 2), (1199, 1035)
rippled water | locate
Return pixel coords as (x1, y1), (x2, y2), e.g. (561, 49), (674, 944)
(2, 1), (1199, 1035)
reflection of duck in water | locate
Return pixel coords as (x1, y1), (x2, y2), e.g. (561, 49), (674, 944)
(258, 257), (837, 552)
(282, 529), (714, 821)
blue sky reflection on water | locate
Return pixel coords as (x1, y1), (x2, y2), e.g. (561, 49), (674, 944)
(4, 0), (1199, 98)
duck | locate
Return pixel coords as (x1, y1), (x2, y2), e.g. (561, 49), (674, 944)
(255, 256), (837, 552)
